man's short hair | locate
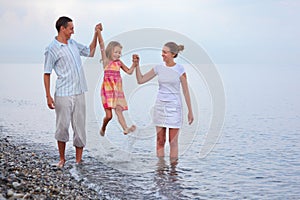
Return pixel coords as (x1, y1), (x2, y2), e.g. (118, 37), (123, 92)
(55, 16), (72, 33)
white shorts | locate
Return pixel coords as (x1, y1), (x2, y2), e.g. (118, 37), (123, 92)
(152, 99), (183, 128)
(54, 94), (86, 147)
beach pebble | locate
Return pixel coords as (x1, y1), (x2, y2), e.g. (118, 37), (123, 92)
(12, 182), (21, 189)
(6, 189), (14, 197)
(0, 194), (6, 200)
(0, 135), (103, 199)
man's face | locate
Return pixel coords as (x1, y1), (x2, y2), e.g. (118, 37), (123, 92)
(62, 22), (74, 39)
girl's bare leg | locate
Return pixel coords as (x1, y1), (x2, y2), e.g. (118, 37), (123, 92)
(156, 126), (166, 157)
(115, 105), (136, 134)
(100, 108), (112, 136)
(169, 128), (179, 161)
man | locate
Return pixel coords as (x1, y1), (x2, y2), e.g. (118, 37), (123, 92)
(44, 16), (100, 167)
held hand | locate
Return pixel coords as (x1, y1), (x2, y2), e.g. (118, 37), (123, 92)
(132, 54), (139, 67)
(188, 112), (194, 125)
(132, 54), (139, 61)
(95, 23), (103, 32)
(47, 96), (55, 109)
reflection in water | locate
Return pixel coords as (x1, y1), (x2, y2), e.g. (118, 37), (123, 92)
(154, 157), (187, 199)
(69, 155), (190, 199)
(2, 64), (300, 199)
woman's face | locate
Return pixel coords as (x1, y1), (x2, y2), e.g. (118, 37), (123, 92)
(112, 46), (122, 61)
(161, 46), (174, 63)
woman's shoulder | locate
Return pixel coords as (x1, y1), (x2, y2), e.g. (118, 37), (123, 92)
(155, 63), (164, 66)
(153, 63), (164, 72)
(175, 63), (185, 70)
(175, 63), (184, 68)
(174, 63), (185, 75)
(155, 63), (165, 68)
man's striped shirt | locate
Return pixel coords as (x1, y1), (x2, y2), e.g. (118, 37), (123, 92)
(44, 38), (90, 96)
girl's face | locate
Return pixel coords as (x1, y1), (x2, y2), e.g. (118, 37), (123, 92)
(161, 46), (174, 63)
(112, 46), (122, 61)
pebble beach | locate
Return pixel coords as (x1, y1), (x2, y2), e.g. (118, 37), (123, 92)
(0, 134), (103, 200)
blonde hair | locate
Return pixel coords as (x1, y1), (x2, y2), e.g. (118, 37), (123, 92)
(164, 42), (184, 58)
(105, 41), (122, 60)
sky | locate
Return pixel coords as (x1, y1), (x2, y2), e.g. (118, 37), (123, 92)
(0, 0), (299, 65)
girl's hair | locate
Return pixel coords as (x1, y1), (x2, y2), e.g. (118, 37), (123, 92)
(164, 42), (184, 58)
(105, 41), (122, 60)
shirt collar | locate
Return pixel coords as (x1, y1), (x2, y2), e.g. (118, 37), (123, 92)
(54, 36), (69, 46)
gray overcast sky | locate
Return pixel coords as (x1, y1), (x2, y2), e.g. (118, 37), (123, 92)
(0, 0), (299, 65)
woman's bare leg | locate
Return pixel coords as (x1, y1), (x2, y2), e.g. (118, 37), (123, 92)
(156, 126), (166, 157)
(169, 128), (179, 160)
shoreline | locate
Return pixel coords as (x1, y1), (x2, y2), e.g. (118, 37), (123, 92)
(0, 133), (104, 200)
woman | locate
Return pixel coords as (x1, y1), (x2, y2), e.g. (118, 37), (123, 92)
(135, 42), (194, 162)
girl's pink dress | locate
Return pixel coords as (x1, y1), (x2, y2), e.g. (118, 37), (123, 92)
(101, 60), (128, 110)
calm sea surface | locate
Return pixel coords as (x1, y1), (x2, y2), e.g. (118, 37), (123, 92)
(0, 63), (299, 199)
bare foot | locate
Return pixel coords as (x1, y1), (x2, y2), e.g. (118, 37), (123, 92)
(100, 129), (105, 136)
(76, 159), (84, 166)
(123, 125), (136, 135)
(57, 159), (66, 168)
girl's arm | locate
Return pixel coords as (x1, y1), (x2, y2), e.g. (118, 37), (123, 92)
(120, 60), (135, 75)
(135, 64), (156, 84)
(96, 24), (108, 67)
(180, 73), (194, 125)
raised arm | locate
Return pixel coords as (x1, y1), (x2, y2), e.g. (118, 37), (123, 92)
(180, 73), (194, 124)
(89, 23), (101, 57)
(120, 60), (136, 75)
(96, 24), (108, 66)
(135, 64), (156, 84)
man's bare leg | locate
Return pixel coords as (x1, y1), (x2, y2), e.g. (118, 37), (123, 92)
(75, 146), (83, 164)
(57, 141), (66, 167)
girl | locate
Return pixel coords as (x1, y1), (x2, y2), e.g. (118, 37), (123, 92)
(96, 24), (136, 136)
(135, 42), (194, 162)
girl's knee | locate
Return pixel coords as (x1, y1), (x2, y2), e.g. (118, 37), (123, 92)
(105, 115), (112, 121)
(115, 106), (123, 114)
(104, 109), (113, 119)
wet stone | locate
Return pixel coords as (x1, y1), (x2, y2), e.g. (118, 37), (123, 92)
(0, 134), (105, 200)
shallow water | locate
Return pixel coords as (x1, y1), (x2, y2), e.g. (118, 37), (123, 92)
(1, 63), (299, 199)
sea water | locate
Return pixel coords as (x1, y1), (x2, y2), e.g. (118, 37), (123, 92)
(0, 63), (299, 199)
